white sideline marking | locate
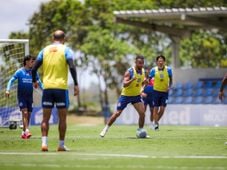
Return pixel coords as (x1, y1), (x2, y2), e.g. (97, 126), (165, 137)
(0, 152), (148, 158)
(0, 152), (227, 159)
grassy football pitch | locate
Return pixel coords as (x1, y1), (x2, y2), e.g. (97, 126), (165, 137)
(0, 117), (227, 170)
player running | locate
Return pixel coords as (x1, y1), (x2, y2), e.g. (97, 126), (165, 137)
(5, 55), (43, 139)
(100, 55), (148, 138)
(149, 55), (172, 131)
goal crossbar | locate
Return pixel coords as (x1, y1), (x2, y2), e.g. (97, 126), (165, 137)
(0, 39), (29, 55)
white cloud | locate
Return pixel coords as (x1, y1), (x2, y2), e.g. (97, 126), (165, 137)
(0, 0), (50, 38)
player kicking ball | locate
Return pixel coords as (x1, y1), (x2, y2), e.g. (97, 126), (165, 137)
(6, 55), (43, 139)
(100, 55), (148, 138)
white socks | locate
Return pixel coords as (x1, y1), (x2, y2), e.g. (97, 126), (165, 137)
(42, 137), (65, 148)
(103, 125), (109, 132)
(22, 129), (29, 135)
(42, 136), (48, 146)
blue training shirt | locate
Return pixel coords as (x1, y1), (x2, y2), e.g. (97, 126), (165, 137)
(6, 68), (42, 99)
(143, 85), (153, 95)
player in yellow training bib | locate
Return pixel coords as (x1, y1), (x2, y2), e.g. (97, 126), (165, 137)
(32, 30), (79, 152)
(100, 55), (148, 138)
(149, 55), (172, 131)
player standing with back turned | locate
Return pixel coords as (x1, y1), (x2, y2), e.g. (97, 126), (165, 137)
(32, 30), (79, 151)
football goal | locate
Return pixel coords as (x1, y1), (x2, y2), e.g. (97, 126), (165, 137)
(0, 39), (29, 128)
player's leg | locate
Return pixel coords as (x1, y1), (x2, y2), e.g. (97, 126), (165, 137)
(145, 94), (154, 129)
(100, 110), (123, 137)
(149, 106), (154, 122)
(100, 95), (127, 137)
(41, 89), (54, 151)
(149, 105), (154, 129)
(153, 107), (159, 128)
(25, 99), (33, 138)
(57, 108), (69, 151)
(132, 96), (145, 128)
(157, 92), (168, 121)
(19, 98), (31, 139)
(133, 102), (145, 128)
(58, 109), (67, 141)
(142, 95), (148, 113)
(157, 106), (165, 121)
(41, 108), (52, 151)
(21, 108), (29, 139)
(55, 89), (70, 151)
(133, 98), (149, 138)
(152, 90), (161, 130)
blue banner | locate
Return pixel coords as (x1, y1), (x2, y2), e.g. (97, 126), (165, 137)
(0, 107), (58, 126)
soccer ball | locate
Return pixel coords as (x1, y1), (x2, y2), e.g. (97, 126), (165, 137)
(136, 128), (147, 138)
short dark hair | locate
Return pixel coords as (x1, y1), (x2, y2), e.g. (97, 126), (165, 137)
(156, 55), (165, 62)
(53, 31), (65, 40)
(23, 55), (35, 66)
(136, 55), (144, 61)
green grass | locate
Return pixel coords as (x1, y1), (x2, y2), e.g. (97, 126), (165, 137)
(0, 123), (227, 170)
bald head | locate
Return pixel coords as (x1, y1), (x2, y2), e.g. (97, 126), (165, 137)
(53, 30), (65, 41)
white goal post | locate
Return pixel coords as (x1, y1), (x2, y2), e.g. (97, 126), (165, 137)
(0, 39), (29, 55)
(0, 39), (29, 128)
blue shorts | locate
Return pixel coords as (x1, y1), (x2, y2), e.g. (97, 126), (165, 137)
(142, 94), (154, 108)
(153, 90), (168, 107)
(116, 95), (142, 111)
(42, 89), (69, 109)
(18, 97), (33, 112)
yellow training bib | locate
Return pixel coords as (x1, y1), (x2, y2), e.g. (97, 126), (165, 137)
(42, 44), (68, 89)
(121, 67), (145, 96)
(153, 66), (169, 92)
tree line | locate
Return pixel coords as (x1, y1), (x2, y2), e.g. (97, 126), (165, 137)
(8, 0), (227, 112)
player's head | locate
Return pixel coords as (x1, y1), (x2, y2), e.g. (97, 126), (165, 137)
(135, 55), (144, 70)
(23, 55), (35, 68)
(53, 30), (65, 43)
(156, 55), (165, 68)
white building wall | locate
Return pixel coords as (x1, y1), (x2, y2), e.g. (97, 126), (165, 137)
(172, 68), (227, 84)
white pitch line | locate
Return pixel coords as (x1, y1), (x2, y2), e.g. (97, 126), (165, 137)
(0, 152), (227, 159)
(0, 152), (148, 158)
(150, 155), (227, 159)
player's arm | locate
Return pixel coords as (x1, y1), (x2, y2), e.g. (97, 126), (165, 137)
(219, 73), (227, 101)
(169, 76), (173, 88)
(36, 73), (43, 90)
(67, 58), (79, 96)
(142, 77), (149, 86)
(32, 50), (43, 88)
(32, 60), (42, 88)
(5, 73), (18, 97)
(143, 67), (149, 85)
(65, 47), (79, 96)
(141, 86), (147, 98)
(123, 71), (136, 87)
(148, 68), (155, 82)
(168, 67), (173, 89)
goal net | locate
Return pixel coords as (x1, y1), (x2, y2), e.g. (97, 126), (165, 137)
(0, 39), (30, 127)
